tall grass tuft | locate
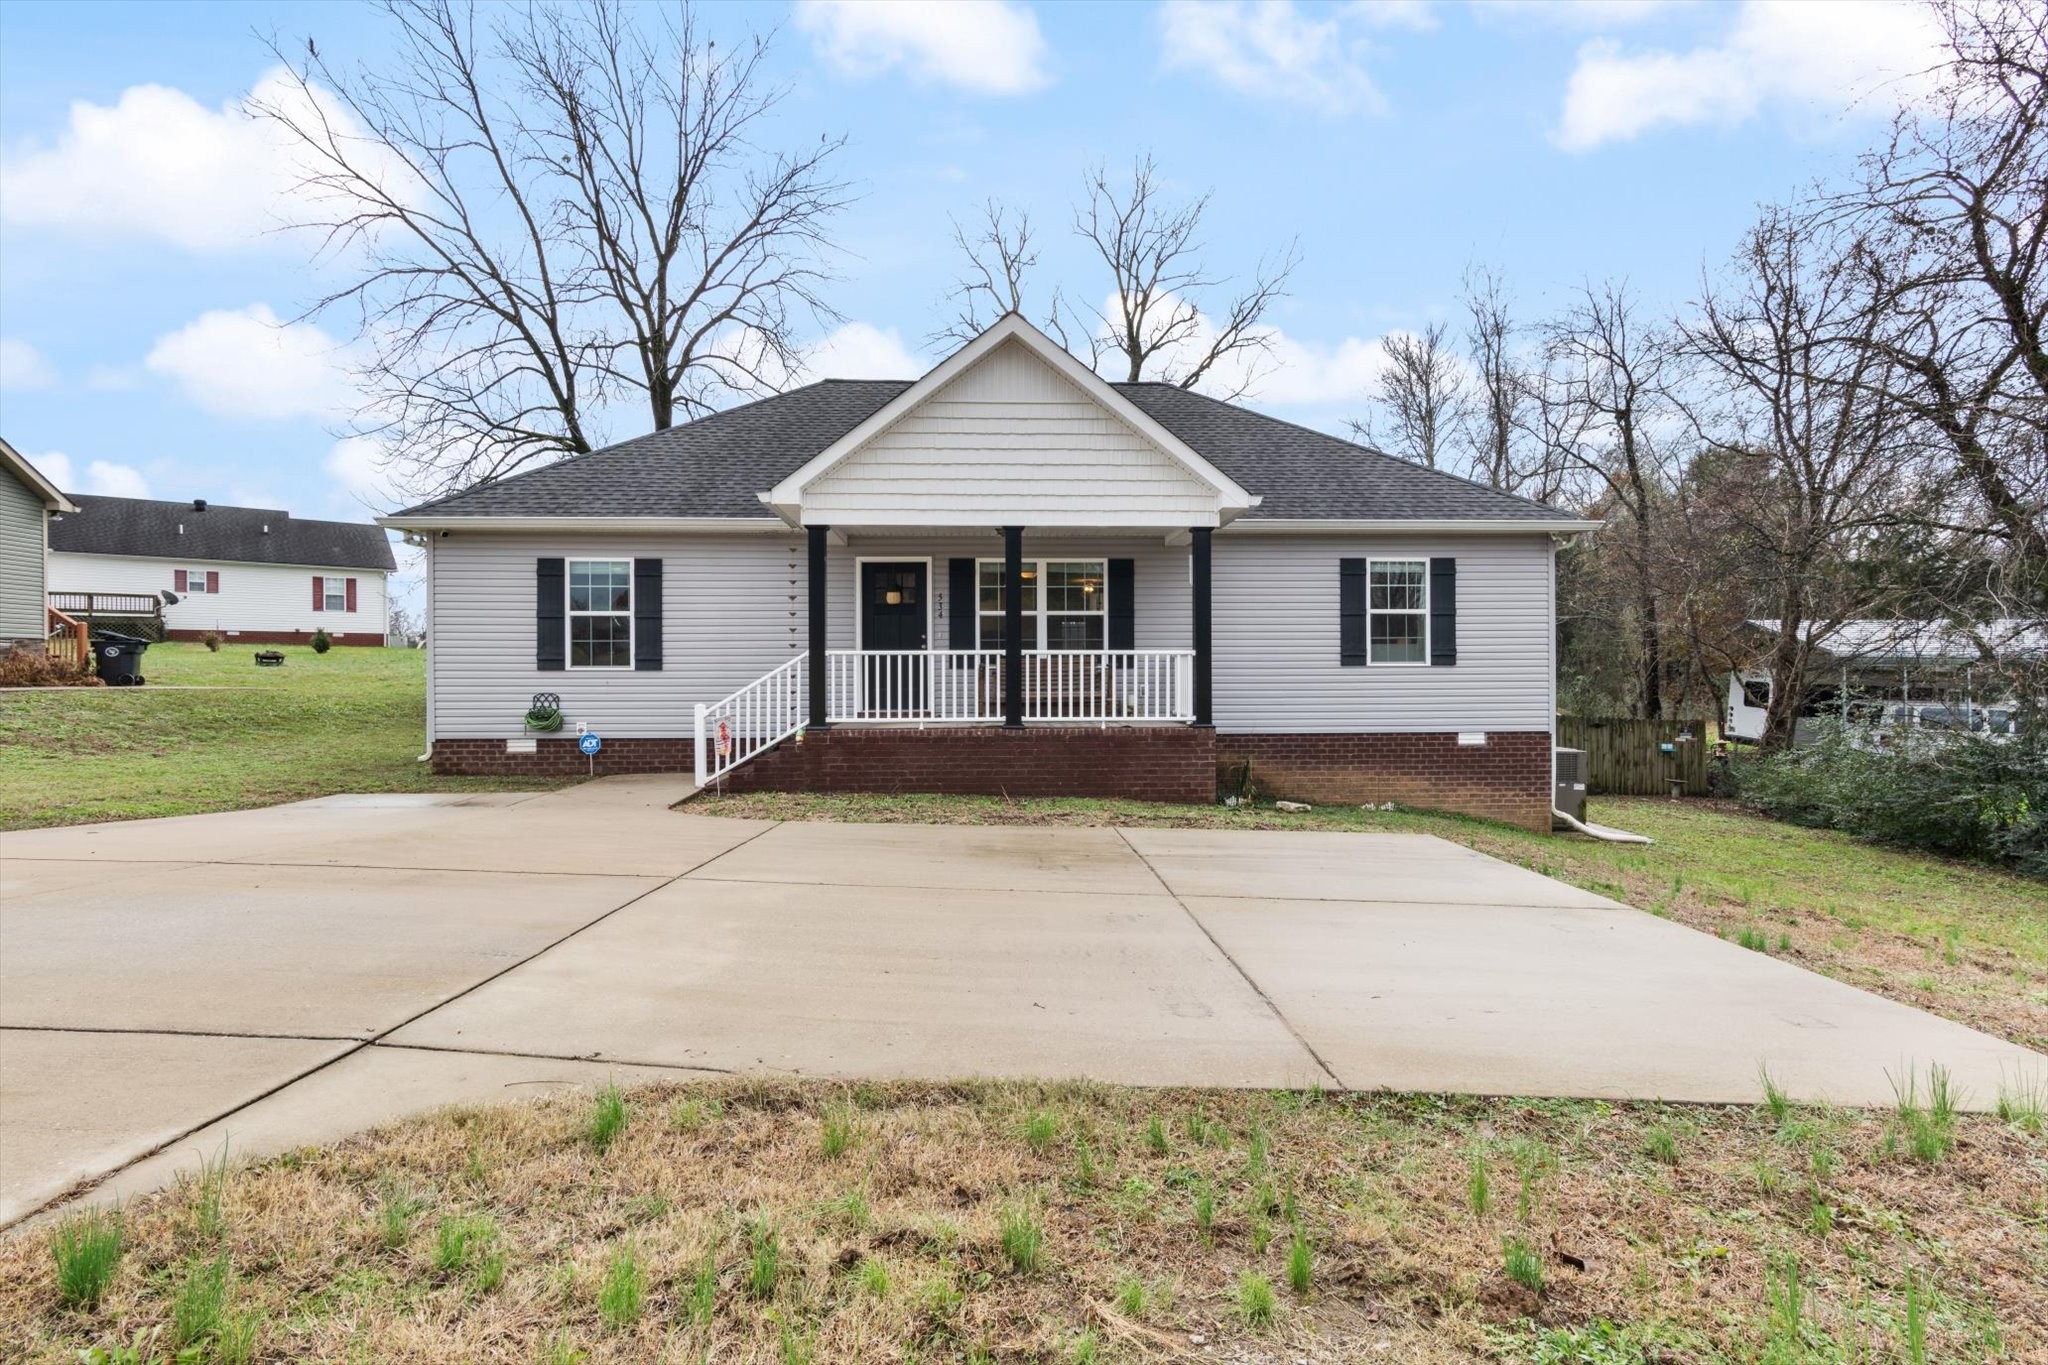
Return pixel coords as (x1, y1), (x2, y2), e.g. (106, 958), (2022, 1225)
(1286, 1231), (1313, 1297)
(856, 1256), (890, 1299)
(1904, 1269), (1928, 1365)
(1145, 1115), (1169, 1155)
(597, 1242), (643, 1328)
(1236, 1270), (1277, 1328)
(50, 1207), (124, 1311)
(1890, 1064), (1960, 1163)
(170, 1254), (230, 1348)
(1000, 1204), (1045, 1273)
(1115, 1274), (1146, 1317)
(433, 1214), (497, 1274)
(747, 1221), (781, 1300)
(191, 1140), (230, 1240)
(377, 1177), (426, 1251)
(1467, 1154), (1491, 1216)
(687, 1253), (719, 1324)
(1760, 1065), (1792, 1123)
(587, 1084), (628, 1155)
(1995, 1073), (2045, 1135)
(821, 1104), (855, 1158)
(1193, 1183), (1216, 1233)
(1644, 1125), (1680, 1165)
(1502, 1235), (1543, 1293)
(1023, 1109), (1059, 1151)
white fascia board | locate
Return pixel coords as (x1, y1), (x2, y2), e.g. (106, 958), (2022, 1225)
(1221, 518), (1602, 535)
(376, 515), (788, 534)
(763, 314), (1257, 516)
(1, 438), (79, 512)
(788, 507), (1226, 530)
(51, 548), (394, 575)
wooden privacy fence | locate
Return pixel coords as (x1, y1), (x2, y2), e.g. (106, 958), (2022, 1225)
(1556, 716), (1712, 796)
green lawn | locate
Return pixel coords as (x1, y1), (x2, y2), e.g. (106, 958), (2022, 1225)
(0, 643), (557, 828)
(702, 791), (2048, 1053)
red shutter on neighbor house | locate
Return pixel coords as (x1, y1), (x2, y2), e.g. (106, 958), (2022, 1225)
(312, 577), (324, 611)
(174, 569), (188, 592)
(345, 578), (357, 612)
(205, 571), (219, 594)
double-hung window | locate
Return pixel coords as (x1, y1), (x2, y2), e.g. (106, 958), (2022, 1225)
(185, 569), (210, 594)
(1368, 560), (1428, 664)
(977, 559), (1106, 650)
(567, 559), (632, 668)
(322, 578), (347, 612)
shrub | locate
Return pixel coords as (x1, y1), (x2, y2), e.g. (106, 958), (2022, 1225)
(310, 628), (333, 654)
(1735, 721), (2048, 874)
(0, 649), (102, 687)
(203, 632), (222, 652)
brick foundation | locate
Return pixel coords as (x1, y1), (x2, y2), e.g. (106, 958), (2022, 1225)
(431, 736), (696, 777)
(726, 725), (1218, 804)
(1217, 731), (1553, 832)
(167, 628), (387, 647)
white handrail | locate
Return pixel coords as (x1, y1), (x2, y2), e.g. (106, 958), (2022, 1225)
(823, 649), (1195, 724)
(695, 653), (807, 787)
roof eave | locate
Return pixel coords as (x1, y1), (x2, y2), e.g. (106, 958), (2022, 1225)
(1225, 517), (1601, 535)
(377, 514), (788, 534)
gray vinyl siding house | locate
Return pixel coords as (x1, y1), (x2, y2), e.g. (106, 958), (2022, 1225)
(0, 439), (76, 648)
(386, 316), (1592, 829)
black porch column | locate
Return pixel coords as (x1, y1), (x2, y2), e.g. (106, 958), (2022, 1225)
(1002, 525), (1024, 728)
(1191, 527), (1213, 727)
(807, 524), (829, 729)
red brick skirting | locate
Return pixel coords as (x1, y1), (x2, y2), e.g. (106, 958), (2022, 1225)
(166, 628), (386, 647)
(1216, 731), (1553, 831)
(431, 737), (695, 777)
(726, 725), (1218, 804)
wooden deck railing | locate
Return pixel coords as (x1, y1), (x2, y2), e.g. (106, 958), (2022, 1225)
(44, 606), (89, 671)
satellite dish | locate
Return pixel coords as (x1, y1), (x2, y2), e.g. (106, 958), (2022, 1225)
(160, 590), (181, 605)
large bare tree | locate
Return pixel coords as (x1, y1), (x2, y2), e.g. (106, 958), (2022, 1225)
(254, 0), (850, 498)
(1350, 321), (1464, 468)
(938, 156), (1297, 397)
(1825, 0), (2047, 563)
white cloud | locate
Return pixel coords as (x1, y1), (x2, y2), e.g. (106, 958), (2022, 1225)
(0, 67), (374, 251)
(1555, 0), (1946, 150)
(144, 304), (353, 421)
(1082, 291), (1391, 406)
(1158, 0), (1392, 116)
(324, 434), (407, 510)
(32, 451), (152, 499)
(796, 0), (1052, 95)
(1352, 0), (1438, 31)
(0, 337), (56, 390)
(798, 322), (926, 381)
(1478, 0), (1676, 28)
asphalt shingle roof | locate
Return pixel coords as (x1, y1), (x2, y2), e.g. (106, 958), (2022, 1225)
(391, 379), (1580, 524)
(49, 495), (398, 572)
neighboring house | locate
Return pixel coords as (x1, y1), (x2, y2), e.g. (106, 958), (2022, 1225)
(0, 438), (78, 652)
(382, 316), (1596, 828)
(48, 495), (397, 646)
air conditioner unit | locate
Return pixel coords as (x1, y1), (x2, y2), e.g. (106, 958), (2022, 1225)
(1553, 747), (1588, 827)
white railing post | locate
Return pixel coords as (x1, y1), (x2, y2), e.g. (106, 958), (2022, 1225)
(693, 703), (708, 788)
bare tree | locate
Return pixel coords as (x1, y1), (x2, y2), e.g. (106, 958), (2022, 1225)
(1824, 0), (2048, 562)
(253, 0), (850, 498)
(1533, 281), (1677, 717)
(932, 200), (1074, 350)
(1685, 209), (1927, 747)
(1349, 321), (1464, 468)
(1457, 264), (1554, 496)
(1075, 156), (1299, 396)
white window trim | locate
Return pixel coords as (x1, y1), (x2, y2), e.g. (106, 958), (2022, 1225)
(1367, 557), (1430, 668)
(975, 557), (1108, 652)
(185, 569), (211, 593)
(322, 577), (348, 613)
(565, 558), (633, 670)
(852, 556), (935, 651)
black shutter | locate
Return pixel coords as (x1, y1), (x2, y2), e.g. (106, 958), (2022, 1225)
(1429, 557), (1457, 666)
(948, 558), (977, 649)
(536, 558), (565, 671)
(1339, 558), (1368, 666)
(633, 558), (663, 671)
(1107, 558), (1135, 650)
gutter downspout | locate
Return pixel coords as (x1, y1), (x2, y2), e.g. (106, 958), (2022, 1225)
(413, 532), (433, 762)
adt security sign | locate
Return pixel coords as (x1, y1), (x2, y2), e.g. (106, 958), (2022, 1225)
(579, 732), (602, 756)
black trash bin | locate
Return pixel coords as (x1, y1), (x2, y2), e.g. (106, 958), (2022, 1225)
(91, 631), (152, 686)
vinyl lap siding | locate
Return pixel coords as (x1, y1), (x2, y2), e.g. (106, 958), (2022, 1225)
(804, 341), (1216, 523)
(1212, 533), (1553, 733)
(429, 532), (800, 739)
(823, 535), (1191, 651)
(0, 471), (46, 640)
(46, 552), (388, 638)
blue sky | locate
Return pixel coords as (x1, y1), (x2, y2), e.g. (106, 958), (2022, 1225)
(0, 0), (1943, 555)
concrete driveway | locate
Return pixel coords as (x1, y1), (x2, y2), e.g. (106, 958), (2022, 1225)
(2, 776), (2040, 1228)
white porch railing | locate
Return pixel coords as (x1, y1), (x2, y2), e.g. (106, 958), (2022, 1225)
(824, 649), (1194, 725)
(694, 654), (806, 787)
(694, 648), (1197, 786)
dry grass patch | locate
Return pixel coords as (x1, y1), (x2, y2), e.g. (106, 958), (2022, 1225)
(4, 1079), (2043, 1363)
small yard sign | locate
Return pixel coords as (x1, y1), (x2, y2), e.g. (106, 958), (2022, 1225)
(716, 718), (732, 758)
(579, 732), (602, 755)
